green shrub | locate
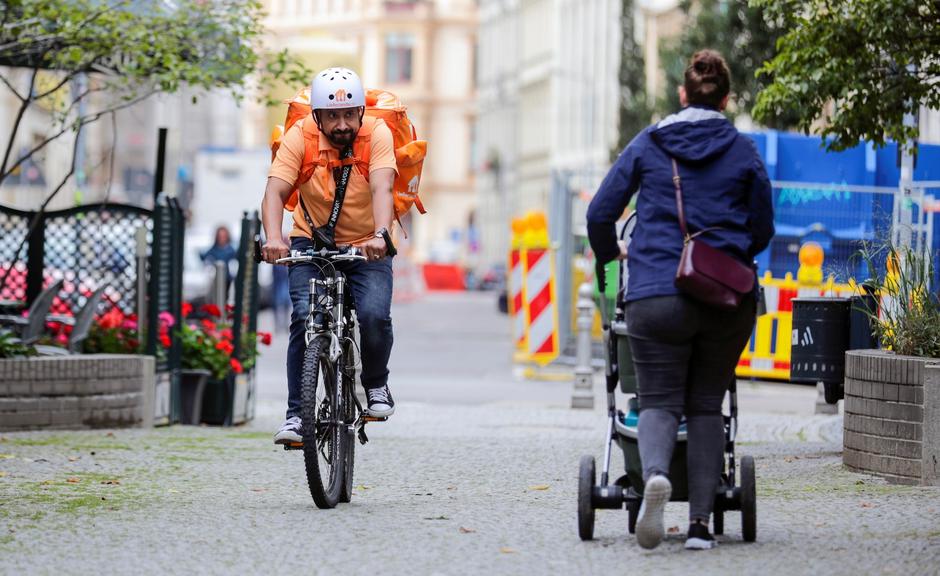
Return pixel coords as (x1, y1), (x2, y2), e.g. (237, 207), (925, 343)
(0, 329), (35, 358)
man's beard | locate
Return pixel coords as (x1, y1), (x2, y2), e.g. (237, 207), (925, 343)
(327, 128), (356, 148)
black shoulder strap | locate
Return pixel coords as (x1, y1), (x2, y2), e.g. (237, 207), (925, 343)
(298, 146), (354, 250)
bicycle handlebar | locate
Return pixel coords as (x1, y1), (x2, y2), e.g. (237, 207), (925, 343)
(253, 238), (367, 265)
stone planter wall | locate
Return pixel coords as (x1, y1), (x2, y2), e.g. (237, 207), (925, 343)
(843, 350), (940, 486)
(0, 355), (154, 432)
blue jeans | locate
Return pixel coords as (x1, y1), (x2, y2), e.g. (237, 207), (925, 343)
(286, 237), (394, 419)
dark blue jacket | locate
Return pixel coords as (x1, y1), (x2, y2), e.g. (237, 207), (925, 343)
(587, 106), (774, 303)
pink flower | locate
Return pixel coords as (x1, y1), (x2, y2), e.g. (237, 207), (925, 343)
(158, 311), (175, 328)
(56, 332), (68, 345)
(121, 319), (138, 331)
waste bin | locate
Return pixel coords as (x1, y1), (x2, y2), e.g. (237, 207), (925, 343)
(791, 295), (879, 404)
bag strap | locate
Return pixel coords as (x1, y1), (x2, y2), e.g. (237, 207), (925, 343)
(671, 157), (723, 243)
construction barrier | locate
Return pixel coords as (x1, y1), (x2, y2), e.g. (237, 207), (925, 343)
(737, 242), (861, 380)
(508, 212), (560, 366)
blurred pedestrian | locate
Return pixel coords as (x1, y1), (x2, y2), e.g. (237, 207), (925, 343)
(587, 49), (774, 551)
(201, 225), (238, 287)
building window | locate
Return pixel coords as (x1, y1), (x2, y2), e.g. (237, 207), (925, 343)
(385, 33), (414, 84)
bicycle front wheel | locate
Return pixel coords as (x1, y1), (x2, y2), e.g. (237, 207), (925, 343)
(301, 336), (345, 509)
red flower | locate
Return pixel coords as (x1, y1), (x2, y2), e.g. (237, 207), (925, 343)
(201, 304), (221, 317)
(259, 332), (272, 346)
(181, 302), (193, 317)
(159, 334), (171, 348)
(200, 319), (217, 333)
(215, 340), (234, 354)
(225, 304), (235, 314)
(230, 358), (243, 374)
(98, 308), (124, 330)
(220, 328), (233, 341)
(56, 332), (68, 345)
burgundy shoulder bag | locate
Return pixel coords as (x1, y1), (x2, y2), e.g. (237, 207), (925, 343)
(671, 158), (754, 310)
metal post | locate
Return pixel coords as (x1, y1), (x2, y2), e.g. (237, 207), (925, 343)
(571, 282), (595, 409)
(212, 261), (227, 309)
(815, 381), (838, 415)
(135, 225), (148, 343)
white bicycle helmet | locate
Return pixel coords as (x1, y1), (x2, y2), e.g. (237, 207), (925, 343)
(311, 67), (365, 110)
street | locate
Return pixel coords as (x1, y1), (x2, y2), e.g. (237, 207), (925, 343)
(1, 292), (939, 575)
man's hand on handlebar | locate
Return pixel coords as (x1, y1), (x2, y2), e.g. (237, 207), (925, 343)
(262, 238), (290, 264)
(356, 237), (387, 262)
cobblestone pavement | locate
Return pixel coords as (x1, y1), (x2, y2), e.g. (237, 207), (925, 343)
(1, 293), (939, 575)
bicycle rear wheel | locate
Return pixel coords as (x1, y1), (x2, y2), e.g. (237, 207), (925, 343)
(301, 336), (345, 509)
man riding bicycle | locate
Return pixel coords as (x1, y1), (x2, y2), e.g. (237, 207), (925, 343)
(260, 67), (398, 445)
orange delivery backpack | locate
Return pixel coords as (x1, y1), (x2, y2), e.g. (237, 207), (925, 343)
(270, 87), (428, 228)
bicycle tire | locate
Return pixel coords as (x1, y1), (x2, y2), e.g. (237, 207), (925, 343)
(340, 381), (356, 503)
(302, 336), (345, 509)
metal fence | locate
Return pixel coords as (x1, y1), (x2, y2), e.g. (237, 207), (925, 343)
(765, 181), (936, 285)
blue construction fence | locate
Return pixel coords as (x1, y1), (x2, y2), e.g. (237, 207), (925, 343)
(745, 131), (940, 284)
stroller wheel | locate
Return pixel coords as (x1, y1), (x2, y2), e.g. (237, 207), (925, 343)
(578, 455), (596, 541)
(626, 499), (639, 534)
(740, 455), (757, 542)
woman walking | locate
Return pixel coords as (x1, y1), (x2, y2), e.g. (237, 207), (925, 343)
(587, 49), (774, 550)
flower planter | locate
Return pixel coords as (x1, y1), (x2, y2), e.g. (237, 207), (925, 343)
(843, 350), (940, 485)
(179, 369), (211, 425)
(0, 355), (155, 431)
(196, 368), (257, 426)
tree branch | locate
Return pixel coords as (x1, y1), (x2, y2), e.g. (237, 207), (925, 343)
(0, 71), (25, 101)
(0, 123), (81, 295)
(0, 88), (155, 187)
(0, 67), (39, 182)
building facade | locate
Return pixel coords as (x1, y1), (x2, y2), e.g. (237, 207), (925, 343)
(261, 0), (478, 263)
(474, 0), (622, 268)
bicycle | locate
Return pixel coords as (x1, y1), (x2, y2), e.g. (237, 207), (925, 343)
(265, 244), (386, 509)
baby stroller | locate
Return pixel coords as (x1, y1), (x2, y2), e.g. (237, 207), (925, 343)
(577, 215), (757, 542)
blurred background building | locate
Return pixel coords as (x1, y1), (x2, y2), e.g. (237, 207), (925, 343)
(258, 0), (478, 264)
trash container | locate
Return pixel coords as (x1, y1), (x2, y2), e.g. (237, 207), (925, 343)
(791, 297), (850, 403)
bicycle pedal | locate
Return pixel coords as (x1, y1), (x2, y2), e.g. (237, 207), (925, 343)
(362, 415), (388, 423)
(282, 442), (303, 451)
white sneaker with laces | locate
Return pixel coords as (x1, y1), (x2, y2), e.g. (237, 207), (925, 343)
(365, 385), (395, 417)
(274, 416), (302, 445)
(636, 474), (672, 549)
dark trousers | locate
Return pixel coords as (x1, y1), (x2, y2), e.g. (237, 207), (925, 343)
(626, 294), (755, 521)
(285, 237), (394, 419)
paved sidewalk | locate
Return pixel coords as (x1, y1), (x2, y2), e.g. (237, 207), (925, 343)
(1, 399), (939, 575)
(2, 293), (939, 575)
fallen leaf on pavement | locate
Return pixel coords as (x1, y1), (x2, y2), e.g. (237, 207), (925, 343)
(855, 480), (865, 485)
(101, 480), (121, 485)
(500, 547), (517, 554)
(667, 526), (680, 534)
(861, 502), (875, 508)
(105, 432), (115, 438)
(447, 486), (457, 491)
(250, 488), (266, 493)
(0, 437), (6, 442)
(0, 472), (7, 478)
(0, 454), (13, 460)
(459, 527), (476, 534)
(168, 489), (180, 494)
(528, 485), (550, 491)
(66, 477), (80, 483)
(355, 485), (370, 491)
(40, 480), (53, 485)
(68, 456), (80, 462)
(423, 515), (449, 521)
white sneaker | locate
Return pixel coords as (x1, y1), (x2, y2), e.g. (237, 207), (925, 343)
(274, 416), (302, 444)
(365, 385), (395, 417)
(636, 474), (672, 549)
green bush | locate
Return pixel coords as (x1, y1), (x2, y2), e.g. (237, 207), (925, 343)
(857, 241), (940, 358)
(0, 329), (35, 359)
